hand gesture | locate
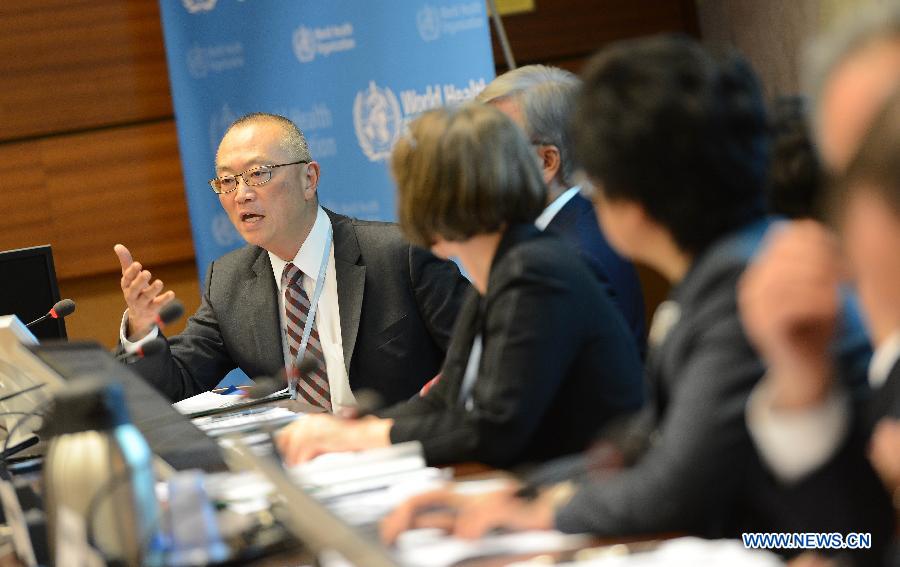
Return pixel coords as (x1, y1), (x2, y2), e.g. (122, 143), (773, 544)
(114, 244), (176, 340)
(738, 221), (843, 409)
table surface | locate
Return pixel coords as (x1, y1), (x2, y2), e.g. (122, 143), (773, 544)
(0, 391), (672, 567)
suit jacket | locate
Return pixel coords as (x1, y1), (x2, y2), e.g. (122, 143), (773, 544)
(554, 219), (771, 536)
(750, 358), (900, 567)
(740, 300), (896, 567)
(379, 224), (645, 468)
(553, 218), (888, 564)
(127, 210), (469, 404)
(545, 193), (647, 356)
(868, 358), (900, 426)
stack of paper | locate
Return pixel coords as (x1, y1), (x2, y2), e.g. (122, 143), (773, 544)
(192, 407), (299, 436)
(172, 391), (247, 415)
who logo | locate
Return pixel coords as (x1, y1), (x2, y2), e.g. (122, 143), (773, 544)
(353, 82), (403, 162)
(208, 103), (240, 156)
(182, 0), (217, 14)
(292, 26), (317, 63)
(416, 4), (441, 41)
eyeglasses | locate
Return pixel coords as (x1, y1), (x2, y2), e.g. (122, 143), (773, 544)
(209, 161), (309, 194)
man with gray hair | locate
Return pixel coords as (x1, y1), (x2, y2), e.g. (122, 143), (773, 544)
(478, 65), (646, 354)
(113, 112), (468, 410)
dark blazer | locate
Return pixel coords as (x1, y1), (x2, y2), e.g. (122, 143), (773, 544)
(552, 219), (888, 564)
(553, 220), (772, 537)
(127, 210), (469, 404)
(379, 224), (645, 468)
(868, 359), (900, 425)
(749, 359), (900, 567)
(545, 193), (647, 356)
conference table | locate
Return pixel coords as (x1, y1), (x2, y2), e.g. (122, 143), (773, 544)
(0, 383), (671, 567)
(198, 393), (675, 567)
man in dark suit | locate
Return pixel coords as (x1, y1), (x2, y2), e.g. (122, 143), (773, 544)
(477, 65), (647, 355)
(114, 113), (467, 408)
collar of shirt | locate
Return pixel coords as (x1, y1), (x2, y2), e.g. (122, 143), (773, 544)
(534, 186), (581, 230)
(268, 206), (331, 290)
(869, 329), (900, 389)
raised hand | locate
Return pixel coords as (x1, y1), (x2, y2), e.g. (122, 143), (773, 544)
(114, 244), (176, 340)
(738, 221), (843, 409)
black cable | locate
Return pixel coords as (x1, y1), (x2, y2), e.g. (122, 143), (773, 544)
(0, 383), (46, 403)
(82, 462), (162, 563)
(0, 408), (49, 458)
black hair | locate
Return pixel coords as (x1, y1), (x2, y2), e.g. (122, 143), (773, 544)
(572, 35), (769, 255)
(768, 96), (823, 219)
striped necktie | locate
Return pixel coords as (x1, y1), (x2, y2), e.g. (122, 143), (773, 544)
(281, 262), (332, 411)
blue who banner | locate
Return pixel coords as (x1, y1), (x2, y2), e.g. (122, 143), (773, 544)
(158, 0), (496, 281)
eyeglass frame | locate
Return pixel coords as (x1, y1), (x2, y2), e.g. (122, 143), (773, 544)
(209, 160), (310, 194)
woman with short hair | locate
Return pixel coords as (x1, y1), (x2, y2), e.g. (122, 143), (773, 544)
(277, 102), (644, 468)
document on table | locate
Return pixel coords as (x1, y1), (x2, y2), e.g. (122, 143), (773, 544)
(172, 391), (247, 414)
(393, 529), (591, 567)
(509, 537), (785, 567)
(192, 407), (300, 436)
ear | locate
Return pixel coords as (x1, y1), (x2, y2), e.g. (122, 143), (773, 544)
(303, 161), (320, 201)
(536, 144), (562, 186)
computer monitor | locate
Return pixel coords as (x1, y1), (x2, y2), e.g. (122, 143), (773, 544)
(0, 245), (66, 340)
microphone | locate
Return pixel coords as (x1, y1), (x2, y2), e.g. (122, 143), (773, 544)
(25, 298), (76, 328)
(244, 374), (289, 400)
(342, 389), (384, 419)
(116, 337), (166, 364)
(124, 299), (185, 344)
(288, 355), (319, 400)
(155, 299), (185, 328)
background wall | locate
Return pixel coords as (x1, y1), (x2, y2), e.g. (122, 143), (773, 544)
(696, 0), (891, 98)
(0, 0), (699, 347)
(0, 0), (199, 346)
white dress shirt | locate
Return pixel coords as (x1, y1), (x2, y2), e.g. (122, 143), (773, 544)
(122, 206), (355, 412)
(747, 329), (900, 482)
(534, 186), (581, 231)
(267, 207), (355, 413)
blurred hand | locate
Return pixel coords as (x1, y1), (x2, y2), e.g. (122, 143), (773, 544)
(276, 413), (392, 465)
(738, 221), (843, 410)
(869, 418), (900, 496)
(380, 483), (555, 545)
(115, 244), (176, 340)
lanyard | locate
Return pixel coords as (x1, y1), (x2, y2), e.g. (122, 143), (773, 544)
(283, 224), (333, 400)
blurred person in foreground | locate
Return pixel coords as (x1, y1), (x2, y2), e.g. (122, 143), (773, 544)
(380, 35), (877, 562)
(477, 65), (647, 355)
(276, 103), (645, 469)
(741, 6), (900, 565)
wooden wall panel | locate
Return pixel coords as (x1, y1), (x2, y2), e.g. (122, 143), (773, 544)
(491, 0), (699, 70)
(0, 0), (172, 142)
(0, 120), (194, 280)
(59, 259), (201, 348)
(0, 143), (54, 247)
